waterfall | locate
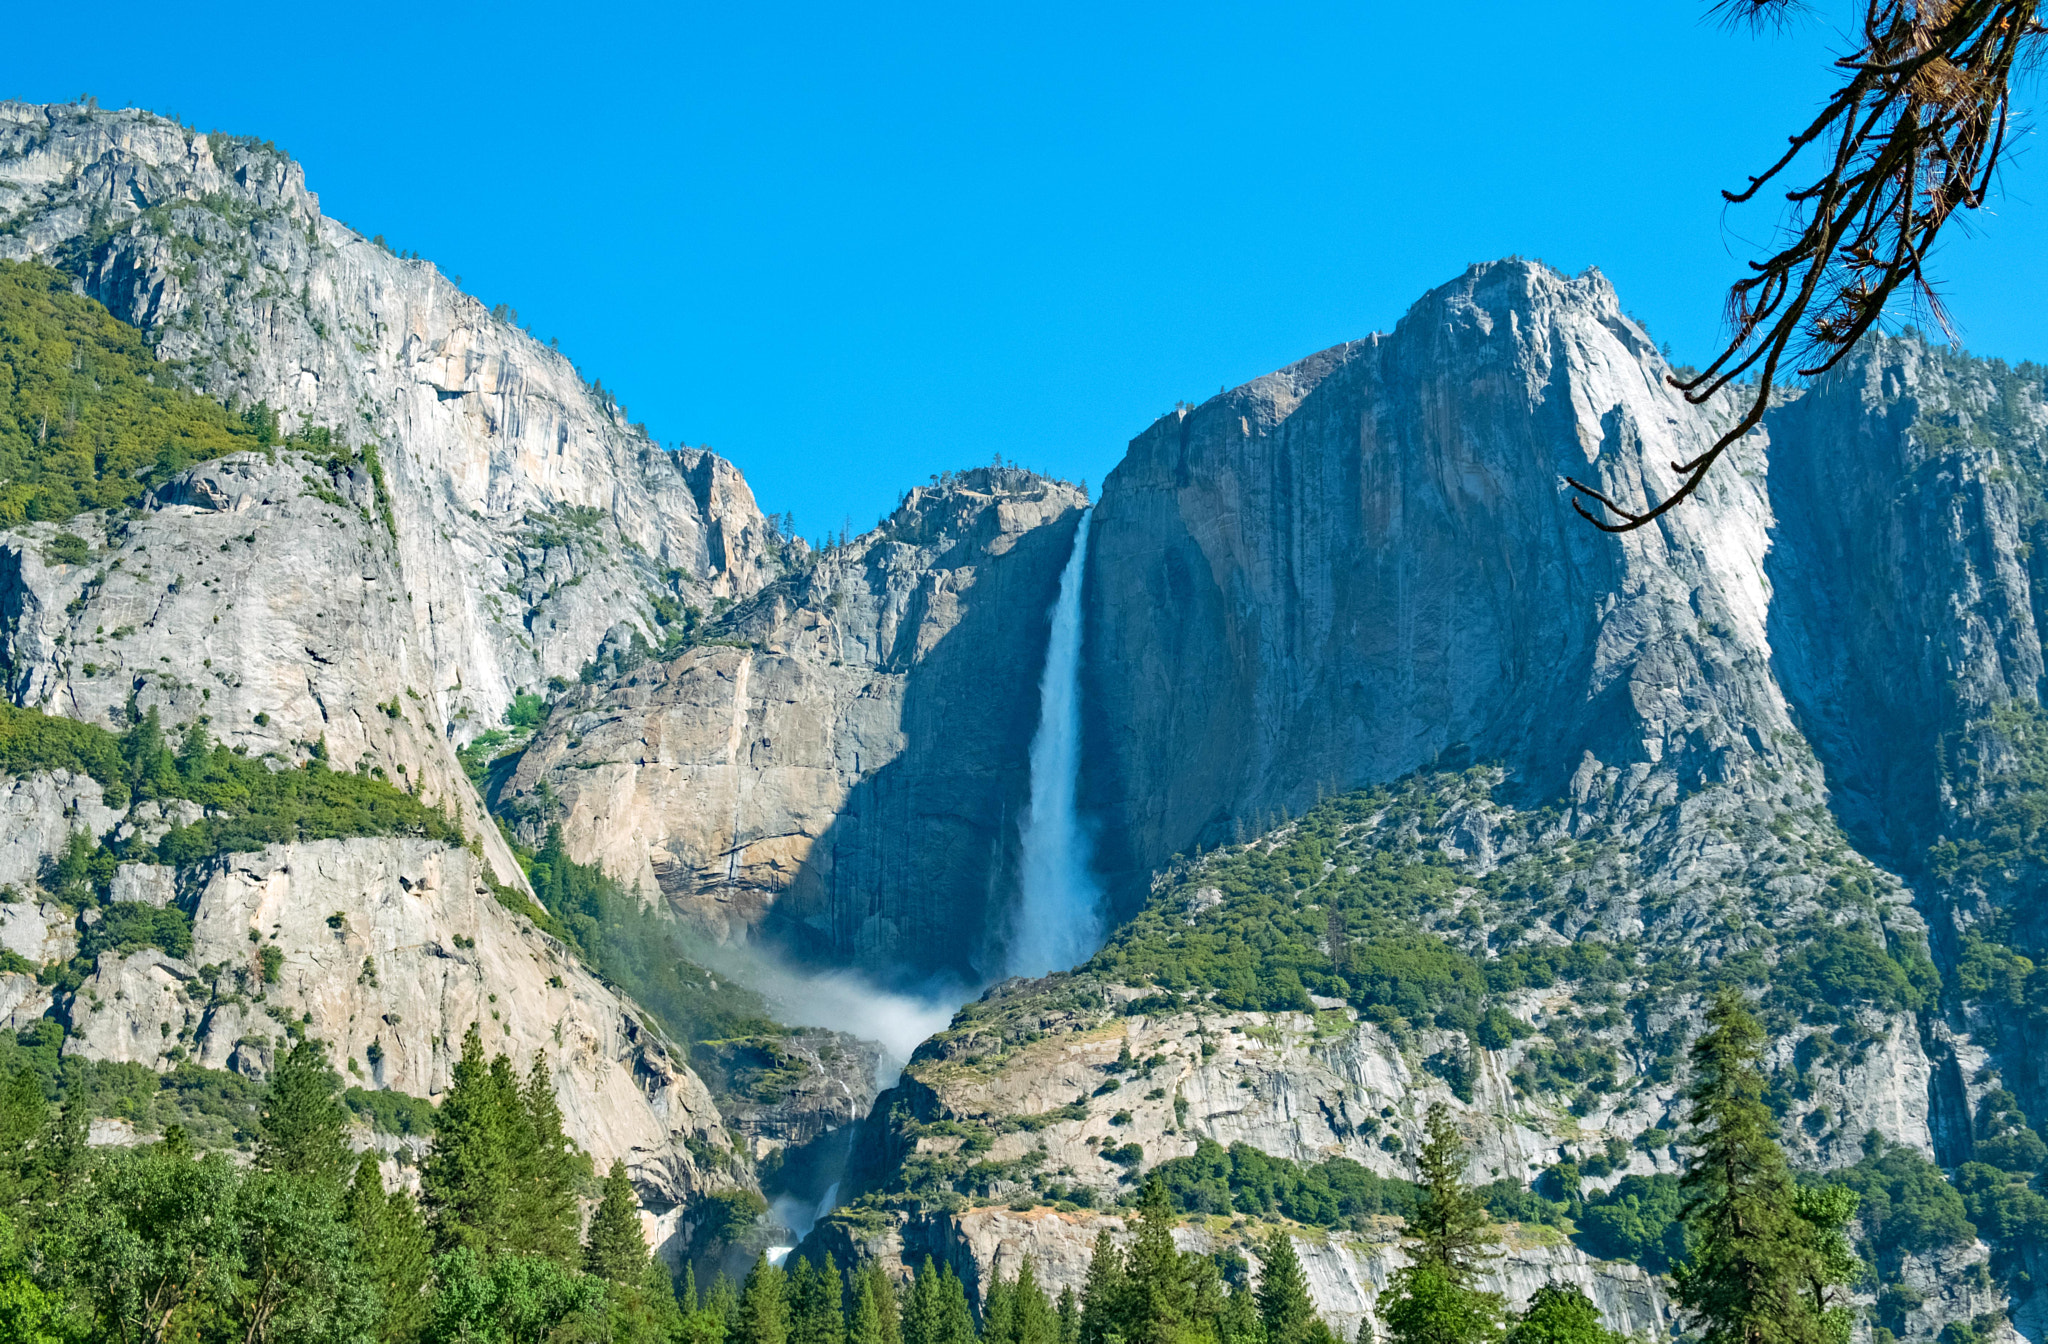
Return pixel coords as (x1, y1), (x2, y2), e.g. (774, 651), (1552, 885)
(1007, 508), (1104, 979)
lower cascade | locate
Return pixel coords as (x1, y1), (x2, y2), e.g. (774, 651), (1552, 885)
(1006, 506), (1104, 979)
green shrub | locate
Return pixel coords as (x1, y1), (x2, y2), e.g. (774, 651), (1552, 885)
(81, 902), (193, 961)
(1, 704), (457, 875)
(504, 694), (547, 729)
(1771, 921), (1930, 1016)
(1831, 1134), (1975, 1261)
(44, 532), (88, 565)
(343, 1085), (438, 1136)
(1475, 1005), (1533, 1050)
(0, 702), (131, 806)
(1574, 1173), (1688, 1273)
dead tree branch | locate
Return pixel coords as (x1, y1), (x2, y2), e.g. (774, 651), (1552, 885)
(1569, 0), (2043, 532)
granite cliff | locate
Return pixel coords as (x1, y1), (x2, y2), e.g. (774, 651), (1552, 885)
(500, 468), (1090, 983)
(0, 99), (785, 1252)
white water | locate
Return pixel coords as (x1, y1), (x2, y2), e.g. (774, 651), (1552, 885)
(1007, 509), (1104, 979)
(767, 1179), (842, 1260)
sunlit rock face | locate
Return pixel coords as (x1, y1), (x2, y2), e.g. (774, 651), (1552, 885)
(0, 100), (773, 1195)
(0, 100), (781, 887)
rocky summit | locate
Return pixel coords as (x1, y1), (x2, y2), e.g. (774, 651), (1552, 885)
(3, 99), (2048, 1343)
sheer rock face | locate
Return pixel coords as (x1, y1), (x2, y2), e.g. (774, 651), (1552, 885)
(59, 835), (740, 1205)
(1763, 337), (2048, 1165)
(1083, 260), (1792, 909)
(1, 452), (519, 876)
(1766, 336), (2048, 859)
(0, 100), (779, 857)
(502, 469), (1089, 980)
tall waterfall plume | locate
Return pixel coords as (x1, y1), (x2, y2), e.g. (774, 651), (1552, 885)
(1007, 508), (1104, 979)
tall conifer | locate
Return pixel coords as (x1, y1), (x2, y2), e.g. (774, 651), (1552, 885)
(420, 1024), (515, 1253)
(866, 1260), (901, 1344)
(257, 1038), (349, 1185)
(850, 1264), (887, 1344)
(584, 1159), (647, 1284)
(1009, 1259), (1058, 1344)
(346, 1150), (433, 1344)
(1382, 1103), (1504, 1344)
(1255, 1230), (1321, 1344)
(515, 1053), (583, 1262)
(1675, 991), (1858, 1344)
(982, 1273), (1015, 1344)
(1077, 1232), (1125, 1344)
(739, 1256), (791, 1344)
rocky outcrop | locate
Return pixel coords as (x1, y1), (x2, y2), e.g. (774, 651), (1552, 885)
(804, 1204), (1671, 1342)
(1083, 260), (1791, 912)
(60, 834), (743, 1206)
(0, 771), (122, 893)
(1, 451), (521, 874)
(501, 469), (1089, 980)
(704, 1026), (884, 1157)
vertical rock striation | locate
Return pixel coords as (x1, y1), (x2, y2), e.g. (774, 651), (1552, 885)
(1083, 260), (1792, 910)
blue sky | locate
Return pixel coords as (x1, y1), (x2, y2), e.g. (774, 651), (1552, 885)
(7, 2), (2044, 540)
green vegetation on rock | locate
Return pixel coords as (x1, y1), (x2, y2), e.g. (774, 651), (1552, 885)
(0, 258), (272, 523)
(1150, 1137), (1413, 1228)
(0, 702), (457, 882)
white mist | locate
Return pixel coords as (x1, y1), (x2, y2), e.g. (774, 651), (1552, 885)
(1007, 508), (1104, 979)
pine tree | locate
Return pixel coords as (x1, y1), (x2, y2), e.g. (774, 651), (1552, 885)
(1405, 1104), (1496, 1283)
(514, 1052), (584, 1262)
(903, 1259), (945, 1344)
(257, 1037), (349, 1185)
(791, 1259), (821, 1344)
(584, 1159), (647, 1284)
(1255, 1230), (1320, 1344)
(739, 1256), (791, 1344)
(1504, 1283), (1627, 1344)
(851, 1265), (887, 1344)
(818, 1255), (848, 1344)
(865, 1261), (901, 1344)
(419, 1024), (516, 1253)
(1010, 1259), (1058, 1344)
(983, 1273), (1015, 1344)
(1382, 1103), (1504, 1344)
(1077, 1231), (1125, 1344)
(903, 1258), (974, 1344)
(1056, 1287), (1080, 1344)
(710, 1270), (744, 1341)
(1215, 1281), (1261, 1344)
(936, 1265), (975, 1344)
(1675, 991), (1858, 1344)
(41, 1096), (87, 1198)
(1120, 1176), (1210, 1344)
(345, 1150), (433, 1344)
(0, 1069), (46, 1204)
